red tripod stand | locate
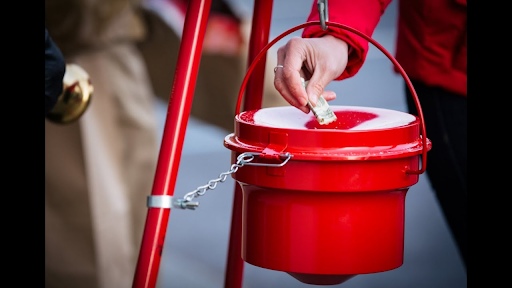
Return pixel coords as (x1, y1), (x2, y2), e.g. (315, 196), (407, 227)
(132, 1), (274, 287)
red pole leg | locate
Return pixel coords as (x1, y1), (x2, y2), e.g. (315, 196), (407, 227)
(132, 0), (212, 287)
(224, 1), (274, 288)
(244, 0), (274, 111)
(224, 184), (245, 288)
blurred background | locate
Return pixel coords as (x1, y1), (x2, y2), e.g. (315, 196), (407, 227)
(44, 0), (467, 287)
(151, 1), (467, 288)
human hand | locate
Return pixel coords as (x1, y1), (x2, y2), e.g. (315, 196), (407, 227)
(273, 35), (350, 114)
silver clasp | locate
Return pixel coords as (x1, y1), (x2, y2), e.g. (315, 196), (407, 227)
(238, 152), (293, 167)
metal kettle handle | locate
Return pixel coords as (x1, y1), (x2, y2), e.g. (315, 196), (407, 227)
(235, 20), (427, 175)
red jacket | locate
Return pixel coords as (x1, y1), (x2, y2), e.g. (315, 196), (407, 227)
(302, 0), (467, 96)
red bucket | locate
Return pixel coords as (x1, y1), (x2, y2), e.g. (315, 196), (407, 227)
(224, 21), (432, 285)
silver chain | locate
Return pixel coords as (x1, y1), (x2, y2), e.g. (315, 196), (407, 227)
(173, 152), (293, 210)
(173, 153), (256, 210)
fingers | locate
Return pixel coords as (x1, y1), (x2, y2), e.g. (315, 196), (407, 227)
(273, 36), (349, 112)
(305, 66), (335, 106)
(322, 90), (337, 102)
(274, 38), (310, 113)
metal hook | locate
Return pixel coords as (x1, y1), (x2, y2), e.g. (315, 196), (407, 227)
(317, 0), (329, 31)
(239, 152), (293, 167)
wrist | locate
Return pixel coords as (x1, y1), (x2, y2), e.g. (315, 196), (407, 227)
(322, 34), (352, 56)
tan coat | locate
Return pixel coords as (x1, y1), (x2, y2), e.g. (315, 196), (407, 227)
(45, 1), (159, 287)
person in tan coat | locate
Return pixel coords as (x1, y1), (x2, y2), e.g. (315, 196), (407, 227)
(45, 1), (160, 287)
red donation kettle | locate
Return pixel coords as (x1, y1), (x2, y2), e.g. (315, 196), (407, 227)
(224, 21), (432, 286)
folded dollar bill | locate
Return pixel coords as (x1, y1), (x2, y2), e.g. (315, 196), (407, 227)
(301, 77), (337, 125)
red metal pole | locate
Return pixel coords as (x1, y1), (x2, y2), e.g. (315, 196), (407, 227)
(224, 1), (273, 288)
(243, 0), (274, 111)
(224, 185), (244, 288)
(132, 0), (212, 287)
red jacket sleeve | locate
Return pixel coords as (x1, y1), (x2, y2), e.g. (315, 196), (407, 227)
(302, 0), (392, 80)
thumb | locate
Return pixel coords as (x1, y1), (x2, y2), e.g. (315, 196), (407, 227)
(305, 70), (332, 107)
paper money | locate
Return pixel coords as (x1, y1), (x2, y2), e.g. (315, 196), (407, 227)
(301, 77), (337, 125)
